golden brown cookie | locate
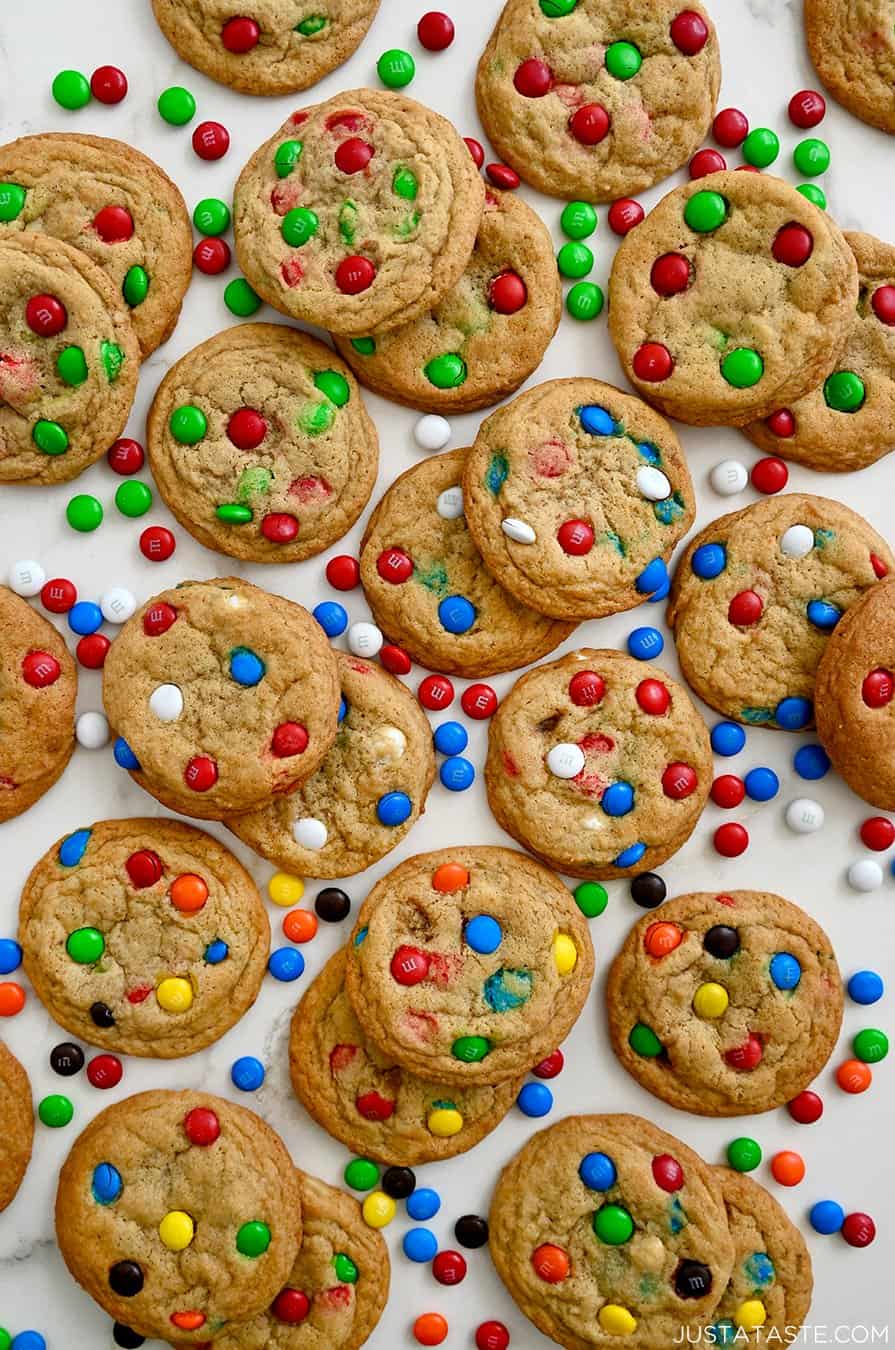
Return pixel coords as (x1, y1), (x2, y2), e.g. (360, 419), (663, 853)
(333, 189), (561, 413)
(359, 448), (575, 677)
(462, 378), (694, 619)
(229, 653), (435, 878)
(805, 0), (895, 134)
(606, 891), (843, 1116)
(233, 90), (485, 335)
(0, 586), (77, 822)
(485, 649), (712, 880)
(667, 494), (895, 731)
(476, 0), (721, 202)
(147, 324), (378, 564)
(55, 1090), (302, 1345)
(489, 1113), (735, 1350)
(344, 846), (595, 1087)
(290, 950), (520, 1166)
(608, 171), (859, 426)
(0, 133), (191, 357)
(102, 577), (340, 820)
(19, 818), (269, 1057)
(0, 1041), (33, 1212)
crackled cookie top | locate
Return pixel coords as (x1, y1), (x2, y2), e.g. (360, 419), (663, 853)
(151, 0), (381, 96)
(291, 950), (520, 1166)
(463, 379), (694, 620)
(489, 1113), (735, 1350)
(667, 494), (894, 731)
(608, 171), (859, 426)
(0, 1042), (32, 1213)
(0, 586), (77, 823)
(485, 649), (711, 880)
(359, 448), (575, 677)
(344, 847), (595, 1087)
(0, 232), (139, 484)
(0, 133), (191, 357)
(19, 818), (269, 1057)
(475, 0), (720, 203)
(147, 324), (378, 564)
(744, 233), (895, 471)
(805, 0), (895, 134)
(230, 653), (435, 879)
(334, 190), (561, 413)
(607, 891), (843, 1116)
(234, 89), (484, 335)
(102, 578), (340, 819)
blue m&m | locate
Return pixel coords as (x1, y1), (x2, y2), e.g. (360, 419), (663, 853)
(635, 557), (668, 595)
(10, 1333), (46, 1350)
(0, 940), (22, 974)
(691, 543), (727, 579)
(775, 696), (812, 730)
(92, 1162), (122, 1204)
(433, 721), (468, 756)
(770, 953), (801, 990)
(268, 947), (305, 981)
(579, 1151), (617, 1190)
(810, 1200), (844, 1234)
(744, 767), (779, 801)
(579, 404), (616, 436)
(204, 940), (229, 964)
(440, 756), (475, 791)
(806, 599), (842, 630)
(465, 915), (502, 954)
(602, 781), (635, 816)
(848, 970), (884, 1005)
(113, 736), (140, 770)
(377, 791), (412, 826)
(59, 828), (91, 867)
(794, 744), (830, 779)
(68, 600), (103, 635)
(338, 695), (348, 722)
(614, 842), (646, 867)
(403, 1227), (438, 1262)
(438, 595), (476, 634)
(406, 1187), (441, 1220)
(517, 1082), (553, 1117)
(231, 1056), (265, 1091)
(711, 722), (746, 756)
(229, 647), (265, 686)
(313, 601), (348, 637)
(627, 626), (664, 660)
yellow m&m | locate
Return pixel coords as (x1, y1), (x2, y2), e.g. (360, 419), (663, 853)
(598, 1304), (637, 1335)
(735, 1300), (767, 1331)
(692, 981), (729, 1019)
(268, 872), (304, 907)
(362, 1191), (396, 1229)
(156, 976), (193, 1013)
(159, 1210), (195, 1251)
(428, 1105), (463, 1137)
(553, 933), (578, 975)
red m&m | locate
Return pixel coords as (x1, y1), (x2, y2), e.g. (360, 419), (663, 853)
(432, 1250), (467, 1285)
(326, 555), (360, 590)
(184, 1106), (221, 1146)
(377, 548), (413, 584)
(751, 457), (788, 494)
(636, 679), (670, 714)
(651, 1153), (684, 1191)
(461, 684), (498, 719)
(569, 103), (610, 145)
(391, 945), (429, 985)
(728, 590), (763, 626)
(860, 816), (895, 851)
(140, 526), (176, 562)
(26, 293), (66, 336)
(766, 408), (795, 438)
(490, 271), (527, 314)
(788, 89), (826, 129)
(419, 674), (454, 710)
(486, 163), (520, 190)
(126, 850), (163, 888)
(788, 1090), (823, 1124)
(90, 65), (128, 103)
(713, 107), (748, 147)
(108, 438), (144, 475)
(261, 513), (299, 543)
(272, 1288), (310, 1323)
(185, 756), (218, 791)
(77, 634), (110, 669)
(662, 763), (697, 799)
(192, 121), (230, 160)
(557, 519), (594, 555)
(514, 59), (553, 98)
(271, 722), (309, 758)
(670, 10), (709, 53)
(144, 602), (177, 635)
(725, 1032), (762, 1069)
(22, 651), (60, 687)
(227, 408), (267, 449)
(335, 138), (374, 174)
(569, 671), (606, 707)
(862, 668), (894, 708)
(476, 1323), (510, 1350)
(221, 15), (260, 52)
(380, 643), (411, 675)
(94, 205), (134, 243)
(714, 823), (749, 858)
(87, 1054), (123, 1089)
(41, 577), (76, 612)
(689, 148), (726, 178)
(193, 237), (231, 274)
(335, 256), (376, 294)
(842, 1212), (876, 1247)
(608, 199), (644, 235)
(772, 224), (813, 268)
(633, 342), (673, 381)
(418, 12), (455, 51)
(872, 286), (895, 325)
(651, 252), (691, 296)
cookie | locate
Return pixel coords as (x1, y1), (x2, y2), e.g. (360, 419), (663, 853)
(229, 653), (435, 878)
(705, 1168), (812, 1342)
(0, 133), (192, 357)
(462, 378), (695, 620)
(102, 577), (340, 820)
(485, 649), (712, 880)
(290, 949), (520, 1166)
(359, 448), (575, 677)
(151, 0), (381, 97)
(0, 586), (77, 822)
(815, 576), (895, 809)
(344, 846), (595, 1087)
(147, 324), (378, 564)
(333, 189), (561, 413)
(608, 170), (859, 426)
(233, 89), (485, 336)
(475, 0), (721, 203)
(18, 818), (269, 1057)
(489, 1113), (735, 1350)
(55, 1090), (302, 1344)
(0, 1041), (33, 1213)
(805, 0), (895, 135)
(606, 890), (843, 1116)
(0, 232), (139, 485)
(667, 493), (895, 731)
(743, 232), (895, 471)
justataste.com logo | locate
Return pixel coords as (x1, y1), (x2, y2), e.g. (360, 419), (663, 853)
(673, 1328), (889, 1345)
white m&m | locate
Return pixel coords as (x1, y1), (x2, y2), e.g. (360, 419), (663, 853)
(501, 517), (536, 544)
(784, 798), (824, 833)
(709, 460), (748, 497)
(414, 414), (451, 451)
(348, 621), (383, 658)
(76, 711), (110, 749)
(149, 683), (184, 722)
(293, 817), (327, 850)
(8, 560), (45, 596)
(779, 525), (815, 559)
(436, 486), (464, 520)
(635, 466), (671, 502)
(100, 586), (137, 624)
(546, 742), (586, 779)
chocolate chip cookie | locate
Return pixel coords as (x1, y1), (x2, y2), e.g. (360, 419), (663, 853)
(805, 0), (895, 134)
(0, 1041), (33, 1212)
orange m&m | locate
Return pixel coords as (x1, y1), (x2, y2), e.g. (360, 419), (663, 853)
(770, 1151), (805, 1186)
(413, 1313), (448, 1345)
(170, 874), (209, 913)
(283, 909), (318, 943)
(643, 922), (684, 958)
(432, 862), (469, 892)
(531, 1243), (570, 1283)
(0, 982), (25, 1016)
(836, 1059), (872, 1094)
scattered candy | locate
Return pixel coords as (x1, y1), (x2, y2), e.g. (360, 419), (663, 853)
(793, 137), (830, 177)
(440, 756), (475, 791)
(711, 722), (746, 757)
(476, 1323), (510, 1350)
(742, 127), (779, 167)
(224, 277), (261, 316)
(362, 1190), (396, 1228)
(419, 674), (454, 710)
(403, 1227), (438, 1262)
(711, 775), (745, 809)
(66, 494), (103, 532)
(836, 1059), (872, 1093)
(268, 947), (305, 982)
(788, 1090), (824, 1124)
(414, 414), (451, 451)
(853, 1028), (888, 1063)
(158, 86), (196, 125)
(630, 873), (666, 909)
(810, 1199), (844, 1234)
(847, 859), (883, 892)
(192, 120), (230, 161)
(789, 89), (826, 128)
(713, 107), (749, 147)
(710, 459), (749, 496)
(486, 163), (521, 191)
(230, 1056), (265, 1091)
(841, 1212), (875, 1247)
(0, 941), (22, 975)
(139, 526), (176, 561)
(793, 744), (830, 780)
(860, 817), (895, 851)
(326, 555), (360, 590)
(627, 626), (663, 660)
(574, 881), (608, 917)
(848, 970), (884, 1005)
(315, 887), (351, 922)
(770, 1151), (805, 1186)
(91, 65), (128, 104)
(86, 1053), (123, 1090)
(76, 712), (110, 750)
(52, 69), (91, 110)
(744, 766), (779, 801)
(348, 621), (383, 658)
(417, 11), (455, 50)
(784, 798), (824, 834)
(0, 983), (25, 1016)
(517, 1082), (553, 1117)
(751, 457), (788, 494)
(727, 1137), (762, 1172)
(38, 1093), (74, 1127)
(714, 823), (749, 857)
(193, 236), (231, 274)
(413, 1313), (448, 1346)
(8, 560), (45, 597)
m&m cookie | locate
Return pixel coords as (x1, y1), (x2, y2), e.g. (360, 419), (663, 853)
(608, 171), (859, 425)
(462, 379), (694, 620)
(0, 1041), (33, 1213)
(290, 950), (520, 1166)
(606, 891), (843, 1115)
(55, 1090), (301, 1343)
(0, 586), (77, 822)
(229, 653), (435, 878)
(234, 90), (484, 335)
(489, 1113), (735, 1345)
(485, 649), (711, 879)
(805, 0), (895, 134)
(475, 0), (721, 201)
(102, 578), (340, 819)
(147, 324), (378, 564)
(359, 448), (574, 677)
(18, 818), (269, 1056)
(344, 847), (595, 1087)
(333, 190), (561, 413)
(667, 494), (894, 730)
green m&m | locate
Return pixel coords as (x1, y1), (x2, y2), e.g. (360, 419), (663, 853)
(793, 137), (830, 177)
(66, 494), (103, 532)
(0, 1326), (10, 1350)
(344, 1157), (379, 1190)
(274, 140), (303, 177)
(334, 1253), (358, 1283)
(351, 337), (376, 356)
(726, 1136), (762, 1172)
(567, 281), (604, 321)
(684, 190), (728, 232)
(56, 346), (88, 386)
(224, 278), (262, 317)
(300, 401), (336, 435)
(425, 353), (467, 389)
(52, 70), (91, 110)
(853, 1028), (888, 1063)
(236, 1221), (271, 1257)
(573, 881), (608, 917)
(296, 14), (327, 35)
(281, 207), (318, 247)
(115, 480), (153, 517)
(377, 49), (415, 88)
(314, 370), (350, 405)
(39, 1093), (74, 1128)
(170, 405), (207, 444)
(628, 1022), (663, 1057)
(393, 167), (418, 200)
(557, 241), (593, 279)
(540, 0), (578, 13)
(742, 127), (779, 168)
(123, 265), (149, 307)
(0, 183), (25, 221)
(824, 370), (865, 411)
(216, 503), (253, 524)
(560, 201), (597, 240)
(721, 347), (764, 388)
(605, 41), (642, 80)
(33, 419), (69, 456)
(101, 340), (125, 383)
(796, 183), (826, 210)
(193, 197), (231, 236)
(593, 1203), (634, 1245)
(66, 927), (105, 964)
(157, 86), (196, 126)
(451, 1035), (491, 1062)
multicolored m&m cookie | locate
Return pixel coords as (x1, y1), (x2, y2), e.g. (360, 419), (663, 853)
(805, 0), (895, 134)
(0, 1041), (33, 1212)
(475, 0), (720, 202)
(102, 578), (340, 819)
(668, 494), (894, 730)
(489, 1113), (735, 1346)
(334, 190), (561, 413)
(485, 649), (711, 879)
(18, 819), (269, 1056)
(234, 90), (484, 335)
(607, 891), (843, 1115)
(462, 379), (694, 621)
(290, 950), (520, 1166)
(608, 171), (859, 425)
(147, 324), (378, 564)
(55, 1090), (301, 1343)
(344, 847), (594, 1087)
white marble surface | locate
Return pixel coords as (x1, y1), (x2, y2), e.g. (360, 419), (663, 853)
(1, 0), (894, 1345)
